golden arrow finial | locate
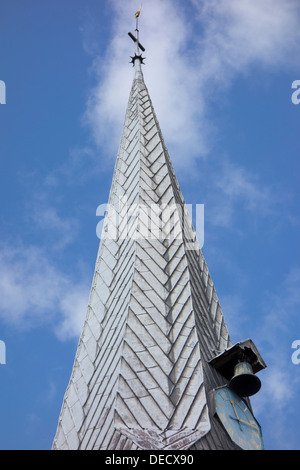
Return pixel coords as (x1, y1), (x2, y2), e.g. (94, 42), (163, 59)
(134, 4), (142, 29)
(135, 4), (142, 19)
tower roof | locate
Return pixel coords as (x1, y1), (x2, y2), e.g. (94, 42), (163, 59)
(52, 16), (245, 451)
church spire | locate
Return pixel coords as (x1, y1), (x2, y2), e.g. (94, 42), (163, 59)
(52, 11), (266, 451)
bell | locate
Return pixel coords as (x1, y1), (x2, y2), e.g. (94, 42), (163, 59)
(229, 361), (261, 397)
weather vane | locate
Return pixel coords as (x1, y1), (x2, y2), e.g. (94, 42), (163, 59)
(128, 4), (146, 67)
(134, 4), (142, 29)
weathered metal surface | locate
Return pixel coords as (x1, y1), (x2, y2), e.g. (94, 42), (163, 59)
(53, 60), (238, 451)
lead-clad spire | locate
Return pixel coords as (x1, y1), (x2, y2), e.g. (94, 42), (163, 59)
(52, 9), (265, 451)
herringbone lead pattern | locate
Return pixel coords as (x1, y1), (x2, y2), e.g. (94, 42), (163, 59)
(52, 74), (233, 450)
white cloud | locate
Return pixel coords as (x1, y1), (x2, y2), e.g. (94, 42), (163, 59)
(201, 158), (278, 229)
(250, 365), (298, 449)
(83, 0), (206, 160)
(0, 244), (89, 340)
(82, 0), (300, 166)
(259, 267), (300, 351)
(55, 287), (90, 341)
(28, 205), (79, 251)
(263, 368), (294, 404)
(193, 0), (300, 73)
(248, 267), (300, 447)
(216, 163), (271, 209)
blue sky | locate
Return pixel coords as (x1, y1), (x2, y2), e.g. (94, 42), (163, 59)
(0, 0), (299, 450)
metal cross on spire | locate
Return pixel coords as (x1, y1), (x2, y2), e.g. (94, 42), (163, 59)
(128, 5), (145, 74)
